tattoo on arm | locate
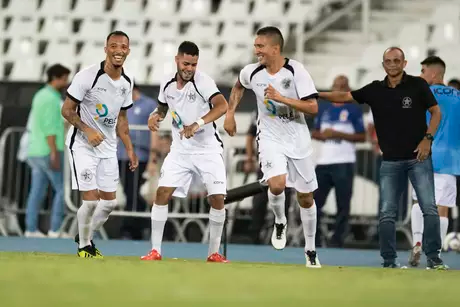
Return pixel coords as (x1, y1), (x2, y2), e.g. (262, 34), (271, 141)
(228, 80), (245, 113)
(117, 110), (133, 151)
(156, 103), (169, 118)
(61, 98), (90, 132)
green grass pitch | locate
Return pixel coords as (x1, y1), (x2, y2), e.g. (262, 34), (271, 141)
(0, 252), (458, 306)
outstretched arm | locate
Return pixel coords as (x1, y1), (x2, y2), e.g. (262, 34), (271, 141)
(318, 91), (354, 103)
(227, 79), (245, 115)
(201, 94), (228, 124)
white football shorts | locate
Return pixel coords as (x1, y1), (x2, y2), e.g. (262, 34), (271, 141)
(258, 143), (318, 194)
(158, 151), (227, 198)
(412, 173), (457, 207)
(67, 147), (119, 192)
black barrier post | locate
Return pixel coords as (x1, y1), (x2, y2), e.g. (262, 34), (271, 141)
(221, 182), (268, 258)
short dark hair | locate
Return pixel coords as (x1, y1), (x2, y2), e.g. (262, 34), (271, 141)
(383, 46), (405, 60)
(256, 26), (284, 52)
(448, 78), (460, 88)
(106, 30), (130, 43)
(46, 64), (70, 83)
(177, 41), (199, 56)
(420, 56), (446, 69)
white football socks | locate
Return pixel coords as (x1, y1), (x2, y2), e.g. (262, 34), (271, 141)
(411, 203), (424, 246)
(90, 199), (117, 239)
(150, 204), (169, 254)
(440, 216), (449, 248)
(268, 189), (287, 225)
(77, 200), (98, 248)
(300, 203), (317, 252)
(208, 207), (226, 256)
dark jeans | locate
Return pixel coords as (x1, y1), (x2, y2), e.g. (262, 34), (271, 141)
(118, 160), (148, 240)
(379, 157), (441, 263)
(314, 163), (354, 247)
(249, 169), (293, 244)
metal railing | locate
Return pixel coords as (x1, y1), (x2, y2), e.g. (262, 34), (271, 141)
(0, 125), (412, 246)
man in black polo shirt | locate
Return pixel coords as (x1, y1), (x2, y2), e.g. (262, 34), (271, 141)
(319, 47), (447, 269)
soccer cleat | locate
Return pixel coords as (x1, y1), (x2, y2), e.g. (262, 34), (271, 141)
(383, 262), (404, 269)
(426, 257), (449, 270)
(141, 249), (162, 261)
(207, 253), (229, 263)
(305, 250), (321, 268)
(408, 242), (422, 267)
(77, 245), (96, 258)
(75, 234), (103, 259)
(271, 223), (287, 250)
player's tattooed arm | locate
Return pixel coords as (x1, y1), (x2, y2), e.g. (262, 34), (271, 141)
(154, 102), (169, 119)
(61, 97), (91, 132)
(224, 79), (245, 136)
(227, 79), (245, 114)
(265, 85), (319, 116)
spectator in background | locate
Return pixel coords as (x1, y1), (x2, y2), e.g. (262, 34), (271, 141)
(447, 78), (460, 90)
(244, 112), (293, 245)
(312, 75), (366, 247)
(24, 64), (70, 238)
(117, 83), (157, 240)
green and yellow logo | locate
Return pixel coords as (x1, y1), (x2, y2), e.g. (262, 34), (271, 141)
(94, 103), (108, 120)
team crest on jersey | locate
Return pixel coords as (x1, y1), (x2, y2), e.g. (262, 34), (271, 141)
(120, 87), (127, 96)
(402, 97), (412, 108)
(187, 91), (196, 102)
(339, 110), (349, 121)
(80, 169), (93, 182)
(281, 78), (292, 89)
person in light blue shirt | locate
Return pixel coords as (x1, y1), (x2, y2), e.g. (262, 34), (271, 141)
(410, 56), (460, 266)
(117, 83), (157, 240)
(312, 75), (366, 247)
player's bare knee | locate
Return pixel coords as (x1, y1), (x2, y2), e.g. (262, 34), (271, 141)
(99, 190), (116, 201)
(155, 187), (175, 205)
(208, 194), (225, 210)
(297, 192), (314, 208)
(268, 176), (286, 195)
(82, 190), (99, 201)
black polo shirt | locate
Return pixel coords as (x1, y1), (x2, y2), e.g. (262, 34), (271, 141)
(351, 72), (437, 161)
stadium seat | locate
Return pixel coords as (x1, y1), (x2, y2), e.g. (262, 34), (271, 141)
(123, 40), (147, 83)
(38, 0), (72, 16)
(4, 37), (38, 61)
(109, 0), (143, 19)
(77, 17), (112, 41)
(285, 0), (320, 25)
(40, 16), (73, 40)
(113, 19), (145, 42)
(394, 22), (429, 46)
(216, 0), (251, 20)
(218, 42), (253, 69)
(3, 0), (39, 16)
(251, 0), (286, 21)
(42, 39), (78, 73)
(177, 0), (212, 21)
(143, 0), (177, 19)
(195, 41), (219, 77)
(185, 19), (219, 43)
(355, 42), (388, 70)
(4, 16), (39, 37)
(147, 60), (176, 85)
(147, 20), (180, 42)
(219, 20), (253, 45)
(429, 4), (460, 45)
(8, 59), (43, 82)
(77, 40), (106, 68)
(72, 0), (106, 17)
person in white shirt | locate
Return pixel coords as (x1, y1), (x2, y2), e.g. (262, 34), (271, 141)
(224, 26), (321, 268)
(141, 41), (229, 262)
(61, 31), (139, 258)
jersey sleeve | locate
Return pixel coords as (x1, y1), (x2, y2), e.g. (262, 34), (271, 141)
(157, 78), (168, 106)
(198, 74), (221, 102)
(121, 78), (134, 110)
(66, 71), (90, 103)
(350, 82), (376, 105)
(294, 64), (318, 100)
(420, 79), (437, 109)
(238, 64), (253, 90)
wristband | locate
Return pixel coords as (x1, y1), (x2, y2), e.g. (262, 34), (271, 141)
(196, 118), (205, 127)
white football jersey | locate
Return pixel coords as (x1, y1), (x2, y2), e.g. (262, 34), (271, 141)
(239, 58), (318, 159)
(65, 61), (134, 158)
(158, 70), (224, 155)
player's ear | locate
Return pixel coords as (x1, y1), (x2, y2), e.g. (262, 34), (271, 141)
(104, 46), (107, 54)
(175, 55), (179, 65)
(403, 60), (407, 68)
